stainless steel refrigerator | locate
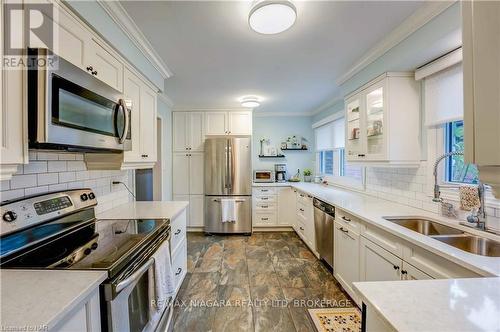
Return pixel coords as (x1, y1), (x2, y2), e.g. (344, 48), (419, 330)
(204, 137), (252, 234)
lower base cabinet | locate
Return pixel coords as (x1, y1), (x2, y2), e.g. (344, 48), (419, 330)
(170, 208), (188, 293)
(334, 221), (360, 302)
(53, 289), (101, 332)
(173, 195), (204, 228)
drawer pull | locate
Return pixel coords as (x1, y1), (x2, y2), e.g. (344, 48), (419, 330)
(339, 227), (349, 234)
(175, 268), (182, 275)
(393, 265), (400, 270)
(300, 194), (305, 197)
(261, 205), (269, 208)
(358, 154), (366, 157)
(341, 216), (351, 222)
(174, 229), (181, 235)
(261, 217), (269, 221)
(261, 189), (269, 192)
(299, 227), (304, 231)
(261, 197), (269, 200)
(401, 270), (408, 275)
(299, 208), (304, 212)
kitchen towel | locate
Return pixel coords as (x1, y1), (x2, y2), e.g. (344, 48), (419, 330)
(149, 240), (175, 314)
(459, 185), (481, 211)
(221, 198), (237, 223)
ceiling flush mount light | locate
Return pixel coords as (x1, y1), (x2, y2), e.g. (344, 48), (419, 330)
(240, 96), (261, 108)
(249, 0), (297, 35)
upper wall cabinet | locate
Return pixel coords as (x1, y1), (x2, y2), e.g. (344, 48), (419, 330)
(173, 112), (205, 152)
(205, 111), (252, 136)
(462, 1), (500, 195)
(345, 73), (421, 166)
(89, 40), (124, 92)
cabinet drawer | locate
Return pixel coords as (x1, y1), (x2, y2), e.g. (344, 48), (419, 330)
(296, 202), (311, 219)
(254, 195), (276, 203)
(254, 202), (277, 212)
(253, 187), (276, 195)
(296, 191), (311, 205)
(296, 218), (306, 237)
(172, 238), (187, 290)
(336, 209), (361, 233)
(362, 224), (404, 257)
(254, 213), (277, 225)
(170, 210), (187, 254)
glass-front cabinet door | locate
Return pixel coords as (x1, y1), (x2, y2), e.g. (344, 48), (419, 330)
(345, 96), (365, 159)
(364, 82), (386, 159)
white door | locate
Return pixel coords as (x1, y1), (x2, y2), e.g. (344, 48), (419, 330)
(140, 85), (157, 162)
(189, 195), (205, 227)
(173, 112), (189, 152)
(402, 262), (432, 280)
(228, 112), (252, 135)
(123, 69), (142, 162)
(360, 237), (401, 282)
(172, 153), (190, 195)
(189, 112), (205, 151)
(90, 40), (123, 92)
(173, 195), (190, 226)
(334, 222), (360, 293)
(189, 153), (204, 195)
(205, 112), (227, 135)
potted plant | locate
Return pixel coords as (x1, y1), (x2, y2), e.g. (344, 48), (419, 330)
(303, 169), (312, 182)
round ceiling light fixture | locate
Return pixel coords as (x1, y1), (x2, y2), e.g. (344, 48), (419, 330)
(240, 96), (261, 108)
(249, 0), (297, 35)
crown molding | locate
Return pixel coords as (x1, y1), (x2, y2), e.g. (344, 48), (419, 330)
(336, 1), (455, 86)
(157, 93), (174, 108)
(312, 110), (344, 129)
(253, 112), (312, 117)
(97, 0), (173, 80)
(173, 108), (252, 112)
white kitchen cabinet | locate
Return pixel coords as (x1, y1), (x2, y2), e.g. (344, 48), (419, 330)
(462, 1), (500, 195)
(205, 111), (252, 136)
(173, 112), (205, 152)
(139, 85), (157, 163)
(189, 152), (204, 195)
(53, 289), (101, 332)
(334, 221), (360, 301)
(228, 112), (252, 135)
(170, 208), (188, 293)
(402, 261), (432, 280)
(90, 39), (123, 92)
(173, 153), (190, 195)
(123, 69), (142, 162)
(189, 195), (205, 227)
(295, 190), (316, 253)
(344, 72), (420, 166)
(360, 237), (401, 282)
(0, 3), (27, 180)
(277, 187), (296, 226)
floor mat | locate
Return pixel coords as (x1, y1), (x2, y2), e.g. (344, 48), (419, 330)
(308, 307), (361, 332)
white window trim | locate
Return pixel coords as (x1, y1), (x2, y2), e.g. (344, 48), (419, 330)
(427, 124), (500, 210)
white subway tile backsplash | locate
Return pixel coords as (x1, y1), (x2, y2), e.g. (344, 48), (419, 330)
(10, 175), (37, 189)
(58, 171), (76, 183)
(48, 161), (67, 172)
(23, 161), (47, 174)
(37, 173), (59, 186)
(0, 152), (133, 214)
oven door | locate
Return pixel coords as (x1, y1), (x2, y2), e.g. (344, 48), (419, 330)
(103, 231), (172, 332)
(28, 48), (131, 152)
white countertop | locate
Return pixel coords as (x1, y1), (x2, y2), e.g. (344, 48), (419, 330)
(286, 182), (500, 277)
(97, 201), (189, 220)
(1, 269), (107, 330)
(353, 277), (500, 332)
(252, 182), (295, 187)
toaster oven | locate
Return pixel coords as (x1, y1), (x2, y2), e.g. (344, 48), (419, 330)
(253, 170), (275, 183)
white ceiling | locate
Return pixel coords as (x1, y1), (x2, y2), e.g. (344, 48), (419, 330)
(121, 1), (424, 114)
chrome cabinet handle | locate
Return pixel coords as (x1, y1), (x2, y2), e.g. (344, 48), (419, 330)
(175, 268), (182, 275)
(116, 258), (154, 293)
(174, 229), (181, 235)
(341, 216), (351, 222)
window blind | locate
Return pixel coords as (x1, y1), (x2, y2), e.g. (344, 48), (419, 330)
(315, 117), (345, 151)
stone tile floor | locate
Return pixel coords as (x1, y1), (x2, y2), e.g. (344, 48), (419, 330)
(172, 232), (355, 332)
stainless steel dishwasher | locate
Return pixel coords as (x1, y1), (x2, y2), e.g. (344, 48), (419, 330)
(313, 198), (335, 269)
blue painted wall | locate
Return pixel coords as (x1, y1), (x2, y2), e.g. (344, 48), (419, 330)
(252, 115), (315, 179)
(65, 1), (165, 90)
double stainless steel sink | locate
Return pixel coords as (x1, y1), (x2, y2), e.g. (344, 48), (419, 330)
(384, 217), (500, 257)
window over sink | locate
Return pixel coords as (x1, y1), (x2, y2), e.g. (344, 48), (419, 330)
(445, 120), (479, 184)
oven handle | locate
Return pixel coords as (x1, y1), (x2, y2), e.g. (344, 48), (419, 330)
(115, 257), (154, 294)
(117, 99), (129, 144)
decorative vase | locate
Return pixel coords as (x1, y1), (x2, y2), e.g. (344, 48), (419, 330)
(304, 175), (312, 182)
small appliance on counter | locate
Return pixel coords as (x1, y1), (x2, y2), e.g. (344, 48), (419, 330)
(275, 163), (287, 182)
(253, 170), (275, 183)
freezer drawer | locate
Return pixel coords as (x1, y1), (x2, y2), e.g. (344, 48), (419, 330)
(204, 196), (252, 234)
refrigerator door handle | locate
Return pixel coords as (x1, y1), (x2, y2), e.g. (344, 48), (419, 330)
(228, 140), (233, 190)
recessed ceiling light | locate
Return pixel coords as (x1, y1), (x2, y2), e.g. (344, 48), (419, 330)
(240, 96), (261, 108)
(249, 1), (297, 35)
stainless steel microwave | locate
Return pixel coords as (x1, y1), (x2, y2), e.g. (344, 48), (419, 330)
(27, 48), (131, 152)
(253, 170), (275, 183)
